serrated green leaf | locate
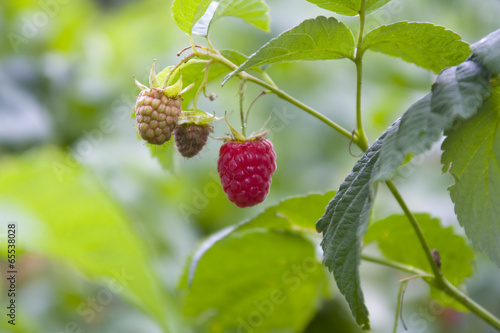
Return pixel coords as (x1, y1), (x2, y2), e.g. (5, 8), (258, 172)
(365, 214), (475, 310)
(223, 16), (355, 84)
(362, 22), (470, 73)
(441, 86), (500, 267)
(172, 0), (213, 35)
(305, 0), (392, 16)
(316, 123), (399, 330)
(184, 229), (324, 332)
(0, 148), (173, 331)
(471, 28), (500, 75)
(373, 94), (442, 181)
(431, 60), (491, 131)
(192, 0), (270, 37)
(374, 62), (491, 183)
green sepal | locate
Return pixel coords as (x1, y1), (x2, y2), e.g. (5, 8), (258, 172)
(149, 59), (160, 88)
(224, 116), (246, 141)
(164, 75), (183, 98)
(133, 76), (148, 90)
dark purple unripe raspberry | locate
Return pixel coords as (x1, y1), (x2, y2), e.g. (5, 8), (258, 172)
(217, 139), (277, 208)
(135, 88), (181, 145)
(174, 123), (213, 158)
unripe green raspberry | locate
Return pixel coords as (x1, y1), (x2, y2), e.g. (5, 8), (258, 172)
(135, 88), (181, 145)
(174, 123), (213, 157)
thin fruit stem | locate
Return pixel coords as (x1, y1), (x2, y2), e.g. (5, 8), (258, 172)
(246, 91), (268, 124)
(163, 52), (197, 87)
(361, 254), (431, 277)
(393, 279), (409, 333)
(192, 60), (213, 111)
(239, 79), (247, 137)
(353, 0), (370, 152)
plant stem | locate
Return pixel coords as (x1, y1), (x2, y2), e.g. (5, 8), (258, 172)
(192, 60), (213, 111)
(353, 0), (370, 152)
(163, 53), (197, 87)
(239, 79), (247, 137)
(393, 279), (409, 333)
(204, 53), (356, 142)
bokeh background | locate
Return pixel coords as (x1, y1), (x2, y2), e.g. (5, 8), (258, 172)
(1, 0), (499, 332)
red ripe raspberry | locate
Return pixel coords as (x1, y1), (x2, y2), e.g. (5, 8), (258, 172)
(217, 139), (277, 208)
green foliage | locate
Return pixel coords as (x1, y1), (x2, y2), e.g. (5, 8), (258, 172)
(182, 192), (334, 331)
(365, 214), (475, 309)
(305, 0), (392, 16)
(373, 94), (440, 181)
(374, 59), (492, 182)
(442, 86), (500, 268)
(471, 29), (500, 75)
(362, 22), (470, 73)
(172, 0), (213, 35)
(183, 230), (324, 332)
(316, 124), (400, 330)
(0, 148), (173, 331)
(431, 60), (492, 131)
(193, 0), (271, 37)
(224, 16), (355, 84)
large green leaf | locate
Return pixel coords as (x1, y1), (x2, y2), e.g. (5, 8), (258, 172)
(431, 60), (491, 131)
(172, 0), (213, 35)
(471, 28), (500, 75)
(365, 214), (475, 309)
(223, 16), (355, 84)
(305, 0), (392, 16)
(0, 148), (173, 331)
(373, 94), (439, 181)
(374, 61), (492, 182)
(441, 86), (500, 267)
(184, 229), (325, 332)
(362, 22), (470, 73)
(187, 192), (336, 285)
(192, 0), (270, 37)
(316, 123), (400, 330)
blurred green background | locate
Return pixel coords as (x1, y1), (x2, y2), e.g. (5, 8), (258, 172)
(0, 0), (499, 332)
